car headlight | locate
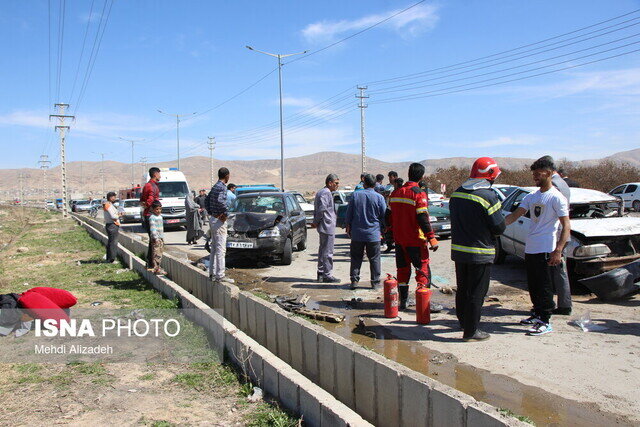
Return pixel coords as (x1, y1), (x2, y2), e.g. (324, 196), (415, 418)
(258, 228), (280, 238)
(573, 244), (611, 258)
(429, 216), (437, 222)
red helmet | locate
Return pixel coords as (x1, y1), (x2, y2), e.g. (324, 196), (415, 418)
(470, 157), (501, 180)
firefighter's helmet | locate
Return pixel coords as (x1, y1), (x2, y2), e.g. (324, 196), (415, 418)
(470, 157), (501, 180)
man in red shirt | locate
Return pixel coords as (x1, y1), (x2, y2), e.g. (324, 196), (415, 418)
(140, 167), (161, 267)
(388, 163), (440, 311)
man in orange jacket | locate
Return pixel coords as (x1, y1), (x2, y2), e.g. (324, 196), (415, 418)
(388, 163), (441, 311)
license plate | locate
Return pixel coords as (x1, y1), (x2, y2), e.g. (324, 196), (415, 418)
(134, 215), (140, 219)
(227, 241), (254, 249)
(166, 219), (180, 224)
(442, 224), (451, 230)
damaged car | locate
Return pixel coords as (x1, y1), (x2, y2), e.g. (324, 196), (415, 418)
(220, 192), (307, 265)
(495, 187), (640, 290)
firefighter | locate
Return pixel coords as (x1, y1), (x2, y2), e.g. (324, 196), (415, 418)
(388, 163), (442, 312)
(449, 157), (506, 341)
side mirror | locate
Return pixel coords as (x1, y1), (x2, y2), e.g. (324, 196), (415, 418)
(510, 202), (520, 212)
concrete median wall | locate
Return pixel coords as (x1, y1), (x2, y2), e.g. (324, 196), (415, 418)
(78, 215), (524, 427)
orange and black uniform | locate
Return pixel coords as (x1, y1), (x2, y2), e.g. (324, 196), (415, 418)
(388, 181), (437, 307)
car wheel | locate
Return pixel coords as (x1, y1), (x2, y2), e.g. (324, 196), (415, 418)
(494, 237), (506, 265)
(280, 238), (293, 265)
(633, 200), (640, 212)
(296, 236), (306, 251)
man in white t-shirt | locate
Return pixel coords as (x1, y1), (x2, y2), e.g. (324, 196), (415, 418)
(506, 157), (570, 336)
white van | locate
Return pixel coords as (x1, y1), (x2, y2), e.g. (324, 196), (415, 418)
(144, 168), (190, 228)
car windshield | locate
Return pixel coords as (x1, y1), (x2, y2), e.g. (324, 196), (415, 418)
(124, 200), (140, 207)
(158, 182), (189, 198)
(231, 195), (285, 215)
(496, 187), (517, 198)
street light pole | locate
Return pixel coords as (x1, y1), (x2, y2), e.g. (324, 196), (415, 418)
(157, 110), (197, 170)
(246, 45), (307, 191)
(119, 137), (144, 188)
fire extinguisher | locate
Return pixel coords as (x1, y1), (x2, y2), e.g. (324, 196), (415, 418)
(415, 285), (432, 324)
(383, 274), (399, 318)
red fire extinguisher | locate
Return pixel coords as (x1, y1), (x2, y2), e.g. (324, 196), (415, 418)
(383, 274), (399, 318)
(415, 285), (432, 324)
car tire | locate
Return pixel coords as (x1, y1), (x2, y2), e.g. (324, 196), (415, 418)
(494, 237), (506, 265)
(633, 200), (640, 212)
(280, 238), (293, 265)
(296, 237), (306, 251)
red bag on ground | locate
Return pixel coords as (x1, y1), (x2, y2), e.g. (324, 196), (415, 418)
(24, 287), (77, 309)
(18, 291), (70, 324)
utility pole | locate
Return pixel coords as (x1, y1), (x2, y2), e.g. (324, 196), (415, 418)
(246, 45), (307, 191)
(99, 153), (106, 195)
(208, 136), (216, 188)
(356, 86), (369, 176)
(157, 110), (197, 170)
(50, 103), (75, 218)
(38, 154), (51, 203)
(139, 157), (148, 183)
(119, 137), (144, 188)
(79, 161), (83, 195)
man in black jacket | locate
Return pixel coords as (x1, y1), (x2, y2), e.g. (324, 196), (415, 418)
(450, 157), (506, 342)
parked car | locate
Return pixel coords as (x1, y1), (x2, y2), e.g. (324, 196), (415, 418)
(73, 200), (93, 213)
(288, 191), (314, 225)
(118, 199), (143, 223)
(332, 190), (354, 229)
(495, 186), (640, 288)
(609, 182), (640, 211)
(45, 200), (55, 209)
(222, 192), (307, 265)
(428, 203), (451, 239)
(426, 188), (446, 206)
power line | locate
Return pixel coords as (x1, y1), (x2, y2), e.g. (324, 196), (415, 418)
(69, 0), (96, 103)
(369, 32), (640, 96)
(366, 9), (640, 86)
(369, 47), (640, 104)
(284, 0), (429, 65)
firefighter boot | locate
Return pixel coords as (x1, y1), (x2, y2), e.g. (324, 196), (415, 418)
(398, 285), (409, 310)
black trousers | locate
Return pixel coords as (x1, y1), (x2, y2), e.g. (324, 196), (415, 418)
(142, 216), (153, 267)
(525, 253), (556, 323)
(105, 223), (120, 262)
(349, 241), (381, 283)
(455, 262), (491, 337)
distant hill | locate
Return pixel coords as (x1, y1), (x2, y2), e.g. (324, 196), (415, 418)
(1, 149), (637, 199)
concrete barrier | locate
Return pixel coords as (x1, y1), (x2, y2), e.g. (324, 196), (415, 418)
(74, 215), (370, 427)
(75, 215), (526, 427)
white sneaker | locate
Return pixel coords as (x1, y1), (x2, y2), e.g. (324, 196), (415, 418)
(527, 322), (553, 336)
(219, 276), (235, 284)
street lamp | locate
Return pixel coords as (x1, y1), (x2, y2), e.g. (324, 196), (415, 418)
(119, 137), (144, 187)
(157, 110), (197, 170)
(246, 45), (307, 191)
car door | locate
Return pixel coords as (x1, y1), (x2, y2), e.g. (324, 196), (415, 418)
(623, 184), (638, 209)
(499, 192), (517, 254)
(510, 190), (531, 259)
(285, 195), (303, 243)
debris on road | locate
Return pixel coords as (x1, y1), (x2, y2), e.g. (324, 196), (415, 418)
(440, 286), (456, 294)
(247, 387), (263, 402)
(16, 247), (29, 253)
(579, 259), (640, 301)
(569, 311), (608, 332)
(275, 294), (344, 323)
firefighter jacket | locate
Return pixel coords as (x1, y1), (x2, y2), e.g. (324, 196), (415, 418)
(388, 182), (435, 247)
(449, 184), (506, 264)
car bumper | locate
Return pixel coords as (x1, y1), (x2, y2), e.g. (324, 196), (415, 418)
(163, 217), (186, 227)
(226, 236), (286, 257)
(122, 214), (142, 223)
(579, 259), (640, 300)
(431, 221), (451, 237)
(574, 254), (640, 276)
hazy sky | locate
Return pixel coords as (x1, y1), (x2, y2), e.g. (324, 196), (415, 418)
(2, 0), (640, 169)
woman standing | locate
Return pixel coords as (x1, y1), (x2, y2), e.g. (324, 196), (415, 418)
(185, 191), (204, 245)
(103, 192), (121, 263)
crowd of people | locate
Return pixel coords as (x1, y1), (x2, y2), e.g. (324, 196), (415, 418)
(101, 154), (573, 341)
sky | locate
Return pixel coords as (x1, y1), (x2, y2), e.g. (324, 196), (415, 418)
(2, 0), (640, 169)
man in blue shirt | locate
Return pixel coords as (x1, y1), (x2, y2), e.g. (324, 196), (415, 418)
(346, 174), (387, 289)
(354, 173), (365, 191)
(226, 183), (237, 208)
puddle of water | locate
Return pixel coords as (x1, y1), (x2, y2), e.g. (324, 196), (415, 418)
(321, 312), (632, 427)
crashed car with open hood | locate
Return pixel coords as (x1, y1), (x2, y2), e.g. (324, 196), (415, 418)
(496, 186), (640, 292)
(216, 192), (307, 265)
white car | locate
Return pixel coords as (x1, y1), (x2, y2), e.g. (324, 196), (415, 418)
(426, 188), (445, 206)
(496, 186), (640, 285)
(491, 184), (519, 201)
(288, 192), (314, 225)
(609, 182), (640, 212)
(118, 199), (142, 223)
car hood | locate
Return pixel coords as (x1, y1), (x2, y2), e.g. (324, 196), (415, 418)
(571, 217), (640, 238)
(228, 212), (283, 232)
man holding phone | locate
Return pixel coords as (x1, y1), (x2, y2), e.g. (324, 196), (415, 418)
(506, 157), (570, 336)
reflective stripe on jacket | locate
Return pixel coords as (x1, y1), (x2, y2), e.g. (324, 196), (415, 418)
(449, 186), (505, 264)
